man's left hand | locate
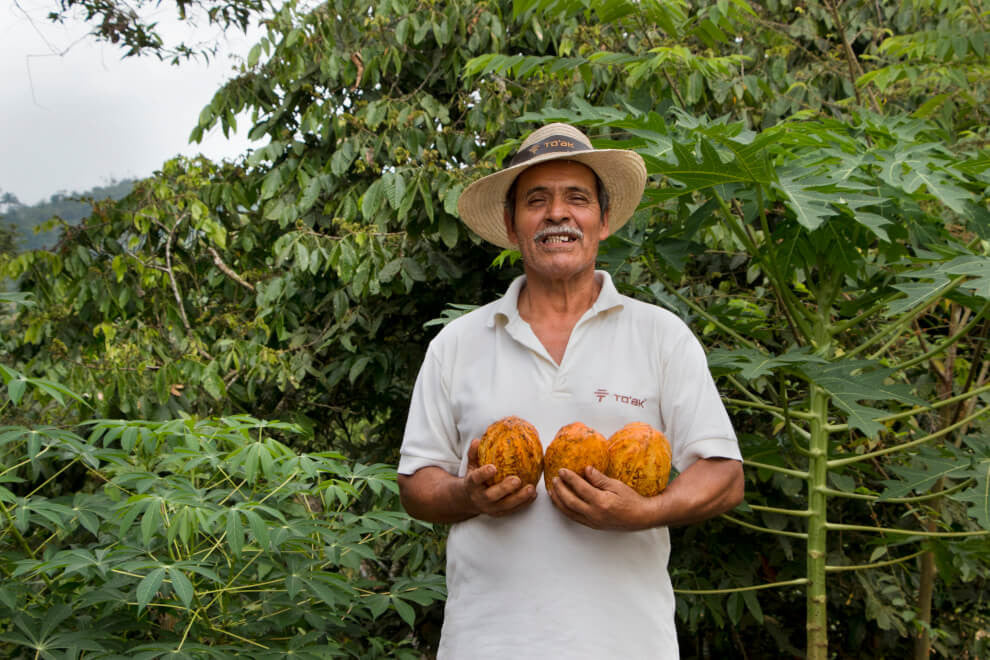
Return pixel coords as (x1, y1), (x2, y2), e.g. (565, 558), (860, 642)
(548, 457), (744, 531)
(547, 466), (658, 531)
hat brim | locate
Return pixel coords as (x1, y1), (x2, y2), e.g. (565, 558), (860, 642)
(456, 148), (647, 249)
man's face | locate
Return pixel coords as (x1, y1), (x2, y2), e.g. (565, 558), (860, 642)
(503, 160), (610, 283)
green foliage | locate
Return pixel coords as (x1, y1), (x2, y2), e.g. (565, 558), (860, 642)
(0, 373), (444, 658)
(5, 0), (990, 657)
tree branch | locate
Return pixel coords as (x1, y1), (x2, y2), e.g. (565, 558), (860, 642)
(207, 247), (255, 292)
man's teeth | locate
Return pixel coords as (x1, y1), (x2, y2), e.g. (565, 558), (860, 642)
(541, 234), (577, 243)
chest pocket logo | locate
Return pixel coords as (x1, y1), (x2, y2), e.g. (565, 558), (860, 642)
(593, 388), (646, 408)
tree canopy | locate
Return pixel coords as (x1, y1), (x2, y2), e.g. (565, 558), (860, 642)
(47, 0), (265, 61)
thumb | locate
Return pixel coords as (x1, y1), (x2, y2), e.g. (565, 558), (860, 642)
(585, 465), (613, 489)
(467, 438), (482, 468)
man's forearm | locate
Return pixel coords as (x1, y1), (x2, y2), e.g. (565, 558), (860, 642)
(646, 457), (744, 528)
(399, 453), (540, 523)
(398, 467), (478, 524)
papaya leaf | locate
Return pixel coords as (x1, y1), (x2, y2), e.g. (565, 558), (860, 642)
(889, 255), (990, 317)
(878, 448), (973, 501)
(953, 434), (990, 530)
(876, 144), (972, 213)
(886, 279), (955, 317)
(798, 360), (926, 436)
(773, 170), (839, 232)
(707, 346), (827, 380)
(647, 137), (770, 199)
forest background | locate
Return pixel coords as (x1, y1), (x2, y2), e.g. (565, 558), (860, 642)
(0, 0), (988, 658)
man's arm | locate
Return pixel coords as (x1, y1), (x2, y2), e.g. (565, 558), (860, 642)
(547, 456), (744, 531)
(398, 438), (538, 524)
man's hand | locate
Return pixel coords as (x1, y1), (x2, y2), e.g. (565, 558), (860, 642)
(397, 438), (537, 524)
(547, 457), (744, 531)
(462, 438), (538, 518)
(548, 466), (655, 530)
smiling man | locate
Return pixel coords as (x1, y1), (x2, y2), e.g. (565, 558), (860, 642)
(397, 123), (744, 658)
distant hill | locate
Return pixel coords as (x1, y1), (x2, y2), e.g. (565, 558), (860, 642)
(0, 180), (136, 252)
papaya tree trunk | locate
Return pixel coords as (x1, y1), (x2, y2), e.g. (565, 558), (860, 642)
(807, 384), (830, 660)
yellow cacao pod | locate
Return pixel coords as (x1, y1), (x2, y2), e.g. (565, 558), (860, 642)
(543, 422), (609, 491)
(605, 422), (672, 497)
(477, 416), (543, 486)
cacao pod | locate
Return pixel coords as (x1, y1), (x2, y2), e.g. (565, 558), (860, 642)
(543, 421), (609, 492)
(605, 422), (672, 497)
(477, 416), (543, 486)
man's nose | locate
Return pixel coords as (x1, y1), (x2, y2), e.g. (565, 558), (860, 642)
(546, 195), (569, 221)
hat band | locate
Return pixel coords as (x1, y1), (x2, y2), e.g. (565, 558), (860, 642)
(508, 134), (592, 167)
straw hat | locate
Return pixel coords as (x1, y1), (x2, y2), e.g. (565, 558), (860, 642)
(456, 122), (647, 249)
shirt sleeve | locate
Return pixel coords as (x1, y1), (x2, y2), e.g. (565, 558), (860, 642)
(659, 326), (742, 472)
(398, 343), (463, 476)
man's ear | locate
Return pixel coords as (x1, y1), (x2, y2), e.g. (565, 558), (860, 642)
(599, 210), (611, 241)
(504, 208), (519, 245)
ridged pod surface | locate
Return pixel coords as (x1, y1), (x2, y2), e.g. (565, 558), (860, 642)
(605, 422), (672, 497)
(477, 416), (544, 486)
(543, 422), (609, 492)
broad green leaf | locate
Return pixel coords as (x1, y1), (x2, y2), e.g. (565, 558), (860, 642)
(168, 567), (195, 608)
(438, 215), (459, 248)
(954, 435), (990, 530)
(707, 346), (827, 380)
(774, 170), (837, 232)
(890, 255), (990, 318)
(361, 179), (386, 220)
(648, 137), (771, 199)
(243, 508), (271, 550)
(225, 509), (244, 556)
(878, 450), (973, 500)
(392, 595), (416, 627)
(305, 577), (345, 607)
(140, 498), (163, 547)
(367, 593), (390, 618)
(799, 360), (926, 436)
(136, 567), (167, 613)
(886, 280), (954, 317)
(6, 377), (26, 405)
(383, 172), (406, 211)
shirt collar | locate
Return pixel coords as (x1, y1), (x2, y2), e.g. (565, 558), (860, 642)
(487, 270), (625, 328)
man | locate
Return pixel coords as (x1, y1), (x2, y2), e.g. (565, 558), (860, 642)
(397, 122), (744, 658)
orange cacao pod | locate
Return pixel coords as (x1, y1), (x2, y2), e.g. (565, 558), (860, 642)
(477, 416), (543, 486)
(543, 422), (609, 491)
(605, 422), (672, 497)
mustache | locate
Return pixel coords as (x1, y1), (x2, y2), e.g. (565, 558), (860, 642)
(533, 226), (583, 242)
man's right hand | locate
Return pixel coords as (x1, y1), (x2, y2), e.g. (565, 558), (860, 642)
(461, 438), (538, 518)
(397, 438), (538, 524)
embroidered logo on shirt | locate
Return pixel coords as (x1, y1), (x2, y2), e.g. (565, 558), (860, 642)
(593, 389), (646, 408)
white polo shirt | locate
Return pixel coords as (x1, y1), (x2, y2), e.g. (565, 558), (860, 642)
(399, 271), (740, 659)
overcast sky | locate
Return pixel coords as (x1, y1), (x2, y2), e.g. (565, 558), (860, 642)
(2, 0), (259, 205)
